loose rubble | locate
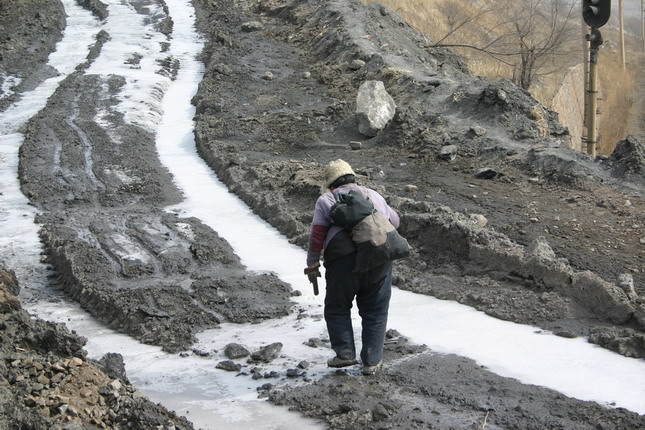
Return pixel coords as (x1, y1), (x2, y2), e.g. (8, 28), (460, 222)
(0, 266), (193, 429)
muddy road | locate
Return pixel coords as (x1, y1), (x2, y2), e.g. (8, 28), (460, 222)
(2, 0), (645, 428)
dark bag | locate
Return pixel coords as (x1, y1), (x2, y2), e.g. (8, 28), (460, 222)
(329, 190), (374, 228)
(329, 190), (410, 272)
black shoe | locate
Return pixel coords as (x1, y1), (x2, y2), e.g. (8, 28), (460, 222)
(327, 356), (358, 368)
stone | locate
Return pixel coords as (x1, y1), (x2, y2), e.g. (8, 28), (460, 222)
(241, 21), (264, 32)
(386, 329), (402, 339)
(108, 379), (122, 391)
(262, 71), (274, 80)
(305, 338), (326, 348)
(297, 360), (310, 369)
(356, 80), (396, 137)
(469, 214), (488, 228)
(212, 63), (232, 76)
(99, 353), (128, 382)
(349, 141), (362, 150)
(471, 126), (487, 136)
(525, 237), (557, 260)
(258, 383), (274, 391)
(286, 368), (304, 378)
(216, 360), (242, 372)
(193, 349), (211, 357)
(570, 271), (635, 324)
(251, 342), (283, 363)
(617, 274), (638, 300)
(404, 184), (418, 193)
(475, 168), (498, 179)
(70, 357), (83, 367)
(438, 145), (458, 161)
(224, 343), (250, 359)
(349, 59), (366, 70)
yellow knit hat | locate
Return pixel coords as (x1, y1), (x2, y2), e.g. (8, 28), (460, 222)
(324, 159), (355, 188)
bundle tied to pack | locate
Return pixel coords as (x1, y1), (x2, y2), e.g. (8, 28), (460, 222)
(330, 190), (410, 272)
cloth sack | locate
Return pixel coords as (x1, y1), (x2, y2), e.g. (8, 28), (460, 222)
(329, 189), (374, 228)
(329, 189), (410, 272)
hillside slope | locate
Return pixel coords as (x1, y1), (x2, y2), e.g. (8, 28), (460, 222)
(192, 0), (645, 358)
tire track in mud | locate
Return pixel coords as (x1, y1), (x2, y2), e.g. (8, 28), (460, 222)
(67, 93), (107, 196)
(16, 0), (296, 353)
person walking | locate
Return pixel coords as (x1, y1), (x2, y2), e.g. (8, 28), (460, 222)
(305, 159), (400, 375)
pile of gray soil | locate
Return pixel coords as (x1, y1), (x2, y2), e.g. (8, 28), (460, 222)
(0, 266), (194, 429)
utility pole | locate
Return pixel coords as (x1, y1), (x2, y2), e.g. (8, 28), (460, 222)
(582, 0), (611, 157)
(582, 3), (590, 151)
(642, 0), (645, 53)
(586, 29), (602, 156)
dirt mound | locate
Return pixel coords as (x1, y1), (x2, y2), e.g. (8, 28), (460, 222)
(0, 0), (66, 110)
(191, 0), (645, 359)
(0, 266), (194, 429)
(269, 344), (645, 429)
(606, 135), (645, 182)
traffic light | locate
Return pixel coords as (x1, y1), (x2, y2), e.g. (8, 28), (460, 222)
(583, 0), (611, 28)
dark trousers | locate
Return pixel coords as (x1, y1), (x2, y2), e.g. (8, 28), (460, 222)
(324, 252), (392, 366)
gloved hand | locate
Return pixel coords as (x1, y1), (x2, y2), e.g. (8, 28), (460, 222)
(304, 262), (321, 295)
(304, 262), (321, 283)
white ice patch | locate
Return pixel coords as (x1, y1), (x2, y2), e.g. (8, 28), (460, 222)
(86, 0), (172, 131)
(0, 74), (22, 101)
(174, 221), (196, 241)
(104, 167), (138, 185)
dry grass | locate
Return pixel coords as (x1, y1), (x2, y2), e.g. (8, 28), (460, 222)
(364, 0), (510, 79)
(597, 51), (638, 155)
(364, 0), (641, 153)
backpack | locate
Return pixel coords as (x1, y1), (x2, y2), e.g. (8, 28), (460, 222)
(329, 189), (410, 272)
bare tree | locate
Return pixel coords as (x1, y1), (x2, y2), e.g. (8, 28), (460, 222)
(433, 0), (580, 90)
(506, 0), (579, 89)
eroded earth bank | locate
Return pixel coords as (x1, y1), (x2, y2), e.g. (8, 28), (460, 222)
(2, 0), (645, 428)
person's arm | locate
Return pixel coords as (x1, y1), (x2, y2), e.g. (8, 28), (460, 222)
(367, 189), (400, 228)
(386, 205), (400, 228)
(306, 196), (332, 267)
(306, 224), (329, 267)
